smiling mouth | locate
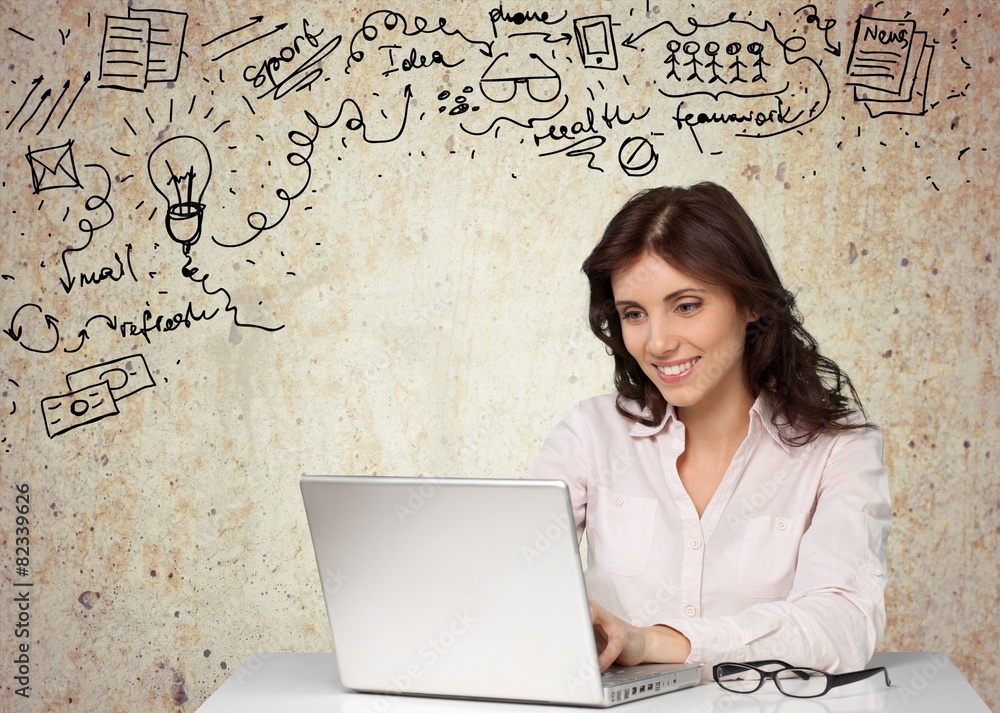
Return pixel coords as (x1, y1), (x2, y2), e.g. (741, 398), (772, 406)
(656, 358), (699, 377)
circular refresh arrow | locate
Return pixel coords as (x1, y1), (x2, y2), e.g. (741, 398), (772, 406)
(4, 303), (60, 353)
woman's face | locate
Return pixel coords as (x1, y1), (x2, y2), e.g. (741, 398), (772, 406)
(610, 252), (753, 416)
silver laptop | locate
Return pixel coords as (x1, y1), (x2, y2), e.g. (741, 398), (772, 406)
(300, 475), (702, 707)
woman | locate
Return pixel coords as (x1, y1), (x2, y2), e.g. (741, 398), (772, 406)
(530, 183), (891, 675)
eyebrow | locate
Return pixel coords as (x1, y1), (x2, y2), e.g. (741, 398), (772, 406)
(614, 287), (708, 308)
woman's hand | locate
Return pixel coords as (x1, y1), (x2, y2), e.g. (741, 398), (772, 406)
(589, 600), (693, 671)
(590, 601), (648, 670)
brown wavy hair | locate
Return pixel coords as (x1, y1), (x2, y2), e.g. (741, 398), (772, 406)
(581, 182), (868, 447)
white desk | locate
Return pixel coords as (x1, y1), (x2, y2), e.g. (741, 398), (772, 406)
(197, 652), (990, 712)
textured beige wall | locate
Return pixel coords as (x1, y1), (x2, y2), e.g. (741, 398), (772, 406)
(0, 1), (996, 710)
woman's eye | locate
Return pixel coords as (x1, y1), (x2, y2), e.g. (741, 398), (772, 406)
(677, 301), (702, 314)
(621, 310), (643, 322)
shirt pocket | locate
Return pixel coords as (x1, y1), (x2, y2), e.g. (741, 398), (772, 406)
(589, 486), (658, 577)
(738, 513), (810, 599)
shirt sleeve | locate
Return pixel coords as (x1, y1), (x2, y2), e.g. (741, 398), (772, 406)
(527, 403), (591, 540)
(660, 424), (892, 673)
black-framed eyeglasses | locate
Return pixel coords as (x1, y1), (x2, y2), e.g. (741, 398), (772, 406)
(713, 660), (891, 698)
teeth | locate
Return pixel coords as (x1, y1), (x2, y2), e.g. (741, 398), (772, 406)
(657, 359), (696, 376)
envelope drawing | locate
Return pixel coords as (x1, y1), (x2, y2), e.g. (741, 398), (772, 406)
(26, 140), (83, 194)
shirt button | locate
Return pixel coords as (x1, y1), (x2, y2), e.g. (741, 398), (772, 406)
(685, 605), (698, 617)
(612, 495), (624, 506)
(872, 569), (884, 577)
(691, 539), (702, 550)
(776, 518), (787, 531)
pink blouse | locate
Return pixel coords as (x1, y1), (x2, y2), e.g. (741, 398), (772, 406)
(529, 393), (892, 674)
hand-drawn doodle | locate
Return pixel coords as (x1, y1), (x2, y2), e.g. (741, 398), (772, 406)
(98, 7), (188, 92)
(128, 7), (188, 83)
(7, 26), (34, 42)
(618, 136), (658, 176)
(479, 52), (561, 103)
(5, 74), (44, 131)
(490, 4), (566, 40)
(66, 354), (155, 402)
(147, 136), (213, 255)
(619, 13), (830, 151)
(59, 243), (137, 295)
(64, 304), (222, 352)
(41, 381), (119, 438)
(0, 377), (15, 452)
(41, 355), (155, 438)
(438, 87), (479, 116)
(2, 72), (77, 135)
(3, 379), (18, 417)
(212, 81), (414, 250)
(573, 15), (618, 70)
(346, 10), (493, 78)
(0, 1), (965, 408)
(794, 4), (840, 57)
(14, 89), (53, 133)
(58, 71), (91, 130)
(106, 88), (284, 334)
(210, 18), (341, 101)
(846, 17), (916, 94)
(203, 16), (289, 63)
(846, 16), (934, 117)
(35, 80), (71, 135)
(98, 15), (152, 92)
(4, 303), (60, 354)
(25, 140), (83, 193)
(58, 161), (116, 296)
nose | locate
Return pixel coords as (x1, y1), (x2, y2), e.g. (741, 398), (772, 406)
(645, 315), (678, 357)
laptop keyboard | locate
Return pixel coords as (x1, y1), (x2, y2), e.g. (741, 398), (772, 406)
(601, 667), (655, 685)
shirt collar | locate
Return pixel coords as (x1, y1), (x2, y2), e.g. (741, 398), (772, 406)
(750, 396), (793, 453)
(628, 395), (793, 453)
(627, 402), (676, 438)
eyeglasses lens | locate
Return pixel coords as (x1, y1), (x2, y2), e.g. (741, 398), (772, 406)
(775, 669), (828, 697)
(717, 664), (762, 692)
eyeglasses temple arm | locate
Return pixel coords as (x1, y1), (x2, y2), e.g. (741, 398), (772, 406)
(828, 666), (892, 690)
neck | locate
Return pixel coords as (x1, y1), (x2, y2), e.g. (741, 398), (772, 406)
(675, 387), (755, 448)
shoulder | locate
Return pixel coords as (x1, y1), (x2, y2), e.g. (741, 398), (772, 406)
(795, 414), (886, 478)
(562, 393), (646, 430)
(758, 396), (881, 453)
(541, 393), (652, 446)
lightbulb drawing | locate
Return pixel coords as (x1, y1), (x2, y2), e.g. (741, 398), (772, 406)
(147, 135), (213, 255)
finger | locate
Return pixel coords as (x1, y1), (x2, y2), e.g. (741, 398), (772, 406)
(597, 632), (622, 671)
(592, 622), (608, 651)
